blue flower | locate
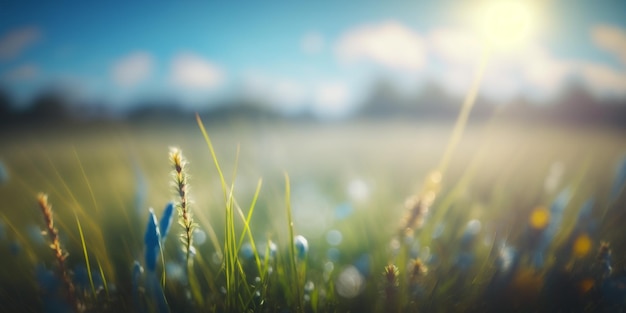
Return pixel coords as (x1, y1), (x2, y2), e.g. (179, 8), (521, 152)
(36, 264), (60, 294)
(460, 219), (481, 248)
(532, 188), (571, 268)
(144, 209), (161, 272)
(132, 261), (144, 313)
(158, 202), (174, 242)
(294, 235), (308, 260)
(353, 254), (371, 277)
(455, 252), (474, 271)
(239, 242), (254, 260)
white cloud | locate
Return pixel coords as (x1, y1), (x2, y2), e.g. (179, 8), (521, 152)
(426, 27), (573, 100)
(313, 82), (353, 118)
(0, 26), (41, 61)
(2, 63), (39, 81)
(111, 52), (153, 87)
(241, 71), (354, 117)
(301, 32), (324, 54)
(171, 53), (223, 89)
(592, 24), (626, 66)
(335, 21), (427, 70)
(428, 28), (483, 66)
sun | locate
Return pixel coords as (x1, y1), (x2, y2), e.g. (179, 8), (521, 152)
(478, 0), (535, 49)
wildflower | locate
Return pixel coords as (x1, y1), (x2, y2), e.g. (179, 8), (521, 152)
(36, 264), (71, 313)
(294, 235), (308, 260)
(460, 219), (481, 247)
(132, 261), (144, 313)
(144, 209), (160, 272)
(531, 188), (571, 268)
(73, 265), (98, 292)
(497, 244), (517, 274)
(572, 233), (592, 258)
(354, 253), (371, 277)
(453, 220), (481, 270)
(239, 242), (254, 260)
(258, 240), (277, 260)
(455, 252), (475, 271)
(158, 202), (174, 242)
(529, 206), (550, 230)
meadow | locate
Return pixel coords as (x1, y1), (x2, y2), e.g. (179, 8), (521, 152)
(1, 115), (626, 312)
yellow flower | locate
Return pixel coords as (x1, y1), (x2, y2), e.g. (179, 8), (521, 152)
(573, 233), (593, 258)
(529, 207), (550, 229)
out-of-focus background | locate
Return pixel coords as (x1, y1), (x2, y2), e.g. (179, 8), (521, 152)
(0, 0), (625, 125)
(1, 0), (626, 258)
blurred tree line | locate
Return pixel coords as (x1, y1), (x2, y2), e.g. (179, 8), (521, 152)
(1, 79), (625, 128)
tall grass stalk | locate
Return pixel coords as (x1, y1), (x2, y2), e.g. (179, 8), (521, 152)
(170, 147), (195, 264)
(436, 50), (490, 177)
(284, 173), (304, 312)
(169, 147), (203, 306)
(74, 212), (96, 297)
(196, 114), (240, 310)
(37, 193), (80, 312)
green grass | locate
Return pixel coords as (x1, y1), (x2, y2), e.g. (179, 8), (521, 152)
(0, 117), (626, 312)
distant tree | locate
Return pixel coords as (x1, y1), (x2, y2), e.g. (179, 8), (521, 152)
(360, 77), (405, 117)
(0, 88), (12, 121)
(26, 89), (70, 122)
(554, 81), (601, 124)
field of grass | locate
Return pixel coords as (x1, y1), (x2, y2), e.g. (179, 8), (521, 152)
(1, 116), (626, 312)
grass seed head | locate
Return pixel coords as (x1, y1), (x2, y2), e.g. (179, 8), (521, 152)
(36, 193), (81, 312)
(169, 147), (196, 261)
(409, 258), (428, 285)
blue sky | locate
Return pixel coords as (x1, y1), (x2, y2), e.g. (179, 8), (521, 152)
(0, 0), (625, 116)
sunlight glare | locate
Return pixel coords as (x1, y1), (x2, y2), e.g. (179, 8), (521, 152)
(479, 1), (534, 49)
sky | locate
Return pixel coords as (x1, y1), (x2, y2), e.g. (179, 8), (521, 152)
(0, 0), (625, 117)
